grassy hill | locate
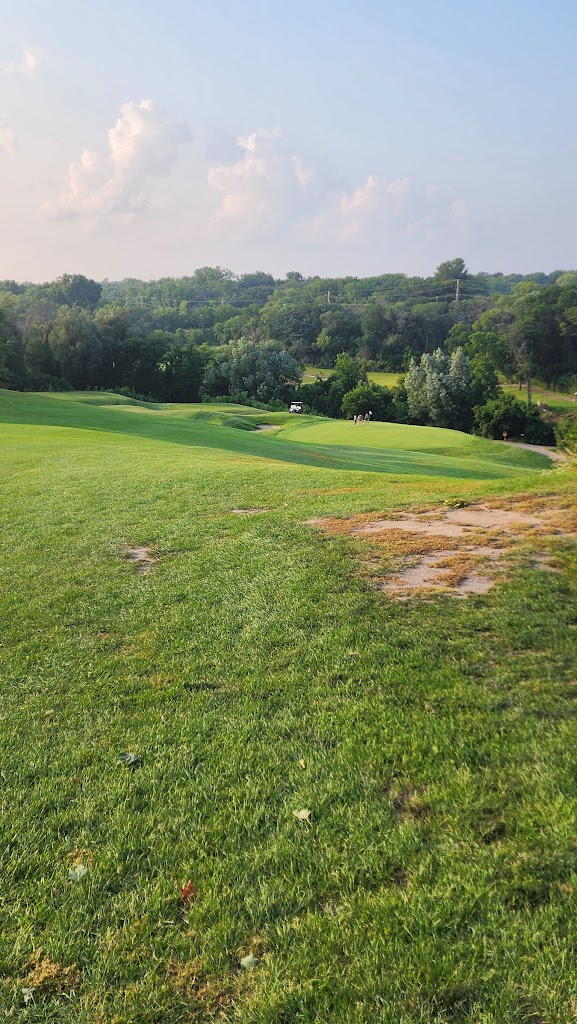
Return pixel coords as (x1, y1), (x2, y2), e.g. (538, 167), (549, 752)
(1, 390), (577, 1023)
(1, 390), (551, 480)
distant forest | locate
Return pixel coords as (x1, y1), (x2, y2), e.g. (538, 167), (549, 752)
(1, 259), (577, 408)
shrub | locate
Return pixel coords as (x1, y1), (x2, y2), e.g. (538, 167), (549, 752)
(474, 391), (555, 444)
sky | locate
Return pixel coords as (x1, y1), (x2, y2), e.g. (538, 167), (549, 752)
(1, 0), (576, 283)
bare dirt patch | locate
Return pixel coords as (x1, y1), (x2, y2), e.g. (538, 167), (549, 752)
(308, 494), (576, 599)
(230, 508), (268, 515)
(122, 545), (156, 574)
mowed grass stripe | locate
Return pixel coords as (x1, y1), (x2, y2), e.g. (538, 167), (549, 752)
(0, 391), (551, 478)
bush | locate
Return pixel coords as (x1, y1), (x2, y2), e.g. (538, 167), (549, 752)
(113, 386), (156, 403)
(555, 413), (577, 451)
(7, 373), (72, 392)
(202, 393), (287, 413)
(474, 391), (555, 444)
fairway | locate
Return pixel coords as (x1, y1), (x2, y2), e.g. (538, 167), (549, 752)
(302, 366), (401, 388)
(2, 391), (577, 1024)
(0, 390), (551, 480)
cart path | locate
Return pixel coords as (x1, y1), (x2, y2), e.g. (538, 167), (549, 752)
(508, 441), (568, 462)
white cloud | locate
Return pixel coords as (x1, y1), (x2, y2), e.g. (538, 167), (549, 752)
(308, 173), (470, 255)
(207, 128), (320, 240)
(340, 175), (410, 216)
(0, 125), (16, 156)
(337, 175), (411, 239)
(45, 100), (191, 221)
(205, 127), (466, 257)
(2, 46), (44, 77)
(451, 198), (468, 221)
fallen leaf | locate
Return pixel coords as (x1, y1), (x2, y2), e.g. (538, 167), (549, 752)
(21, 988), (34, 1005)
(292, 808), (311, 822)
(240, 954), (258, 970)
(298, 758), (306, 769)
(68, 863), (88, 881)
(116, 752), (141, 768)
(177, 880), (198, 903)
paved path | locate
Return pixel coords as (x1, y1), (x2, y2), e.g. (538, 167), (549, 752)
(509, 441), (568, 462)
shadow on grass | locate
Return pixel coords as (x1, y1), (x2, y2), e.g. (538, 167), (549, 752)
(0, 390), (550, 480)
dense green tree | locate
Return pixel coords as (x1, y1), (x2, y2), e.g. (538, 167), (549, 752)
(213, 308), (261, 344)
(445, 322), (470, 352)
(404, 347), (493, 431)
(341, 382), (394, 420)
(3, 263), (577, 410)
(331, 352), (367, 395)
(0, 304), (25, 381)
(434, 257), (468, 282)
(24, 325), (60, 379)
(314, 309), (362, 364)
(237, 272), (276, 302)
(474, 391), (554, 444)
(48, 274), (102, 310)
(260, 301), (321, 362)
(359, 304), (398, 364)
(49, 306), (102, 388)
(0, 309), (11, 385)
(204, 338), (300, 404)
(157, 344), (210, 402)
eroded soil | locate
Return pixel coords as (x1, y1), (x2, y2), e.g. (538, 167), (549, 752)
(230, 508), (269, 515)
(122, 544), (156, 574)
(308, 494), (576, 598)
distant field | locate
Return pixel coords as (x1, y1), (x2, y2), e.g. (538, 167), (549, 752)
(1, 389), (577, 1024)
(500, 383), (577, 411)
(301, 366), (401, 387)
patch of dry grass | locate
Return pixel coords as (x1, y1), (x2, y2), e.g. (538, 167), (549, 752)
(309, 494), (577, 598)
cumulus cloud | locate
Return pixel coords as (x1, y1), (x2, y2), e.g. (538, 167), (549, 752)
(3, 46), (44, 77)
(309, 174), (469, 255)
(45, 100), (191, 220)
(207, 128), (321, 239)
(338, 175), (410, 239)
(206, 128), (470, 259)
(0, 125), (16, 156)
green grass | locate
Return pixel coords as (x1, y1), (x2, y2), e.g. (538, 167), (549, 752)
(2, 391), (550, 480)
(365, 371), (402, 387)
(301, 367), (401, 387)
(501, 383), (577, 411)
(1, 390), (577, 1023)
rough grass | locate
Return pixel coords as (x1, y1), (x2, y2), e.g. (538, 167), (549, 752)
(1, 391), (577, 1023)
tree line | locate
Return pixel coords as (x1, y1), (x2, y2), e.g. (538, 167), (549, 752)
(0, 260), (575, 443)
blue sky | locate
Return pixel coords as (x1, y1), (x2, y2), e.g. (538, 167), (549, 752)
(1, 0), (576, 281)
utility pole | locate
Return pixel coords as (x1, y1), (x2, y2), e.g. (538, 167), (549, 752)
(455, 279), (460, 303)
(327, 290), (331, 305)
